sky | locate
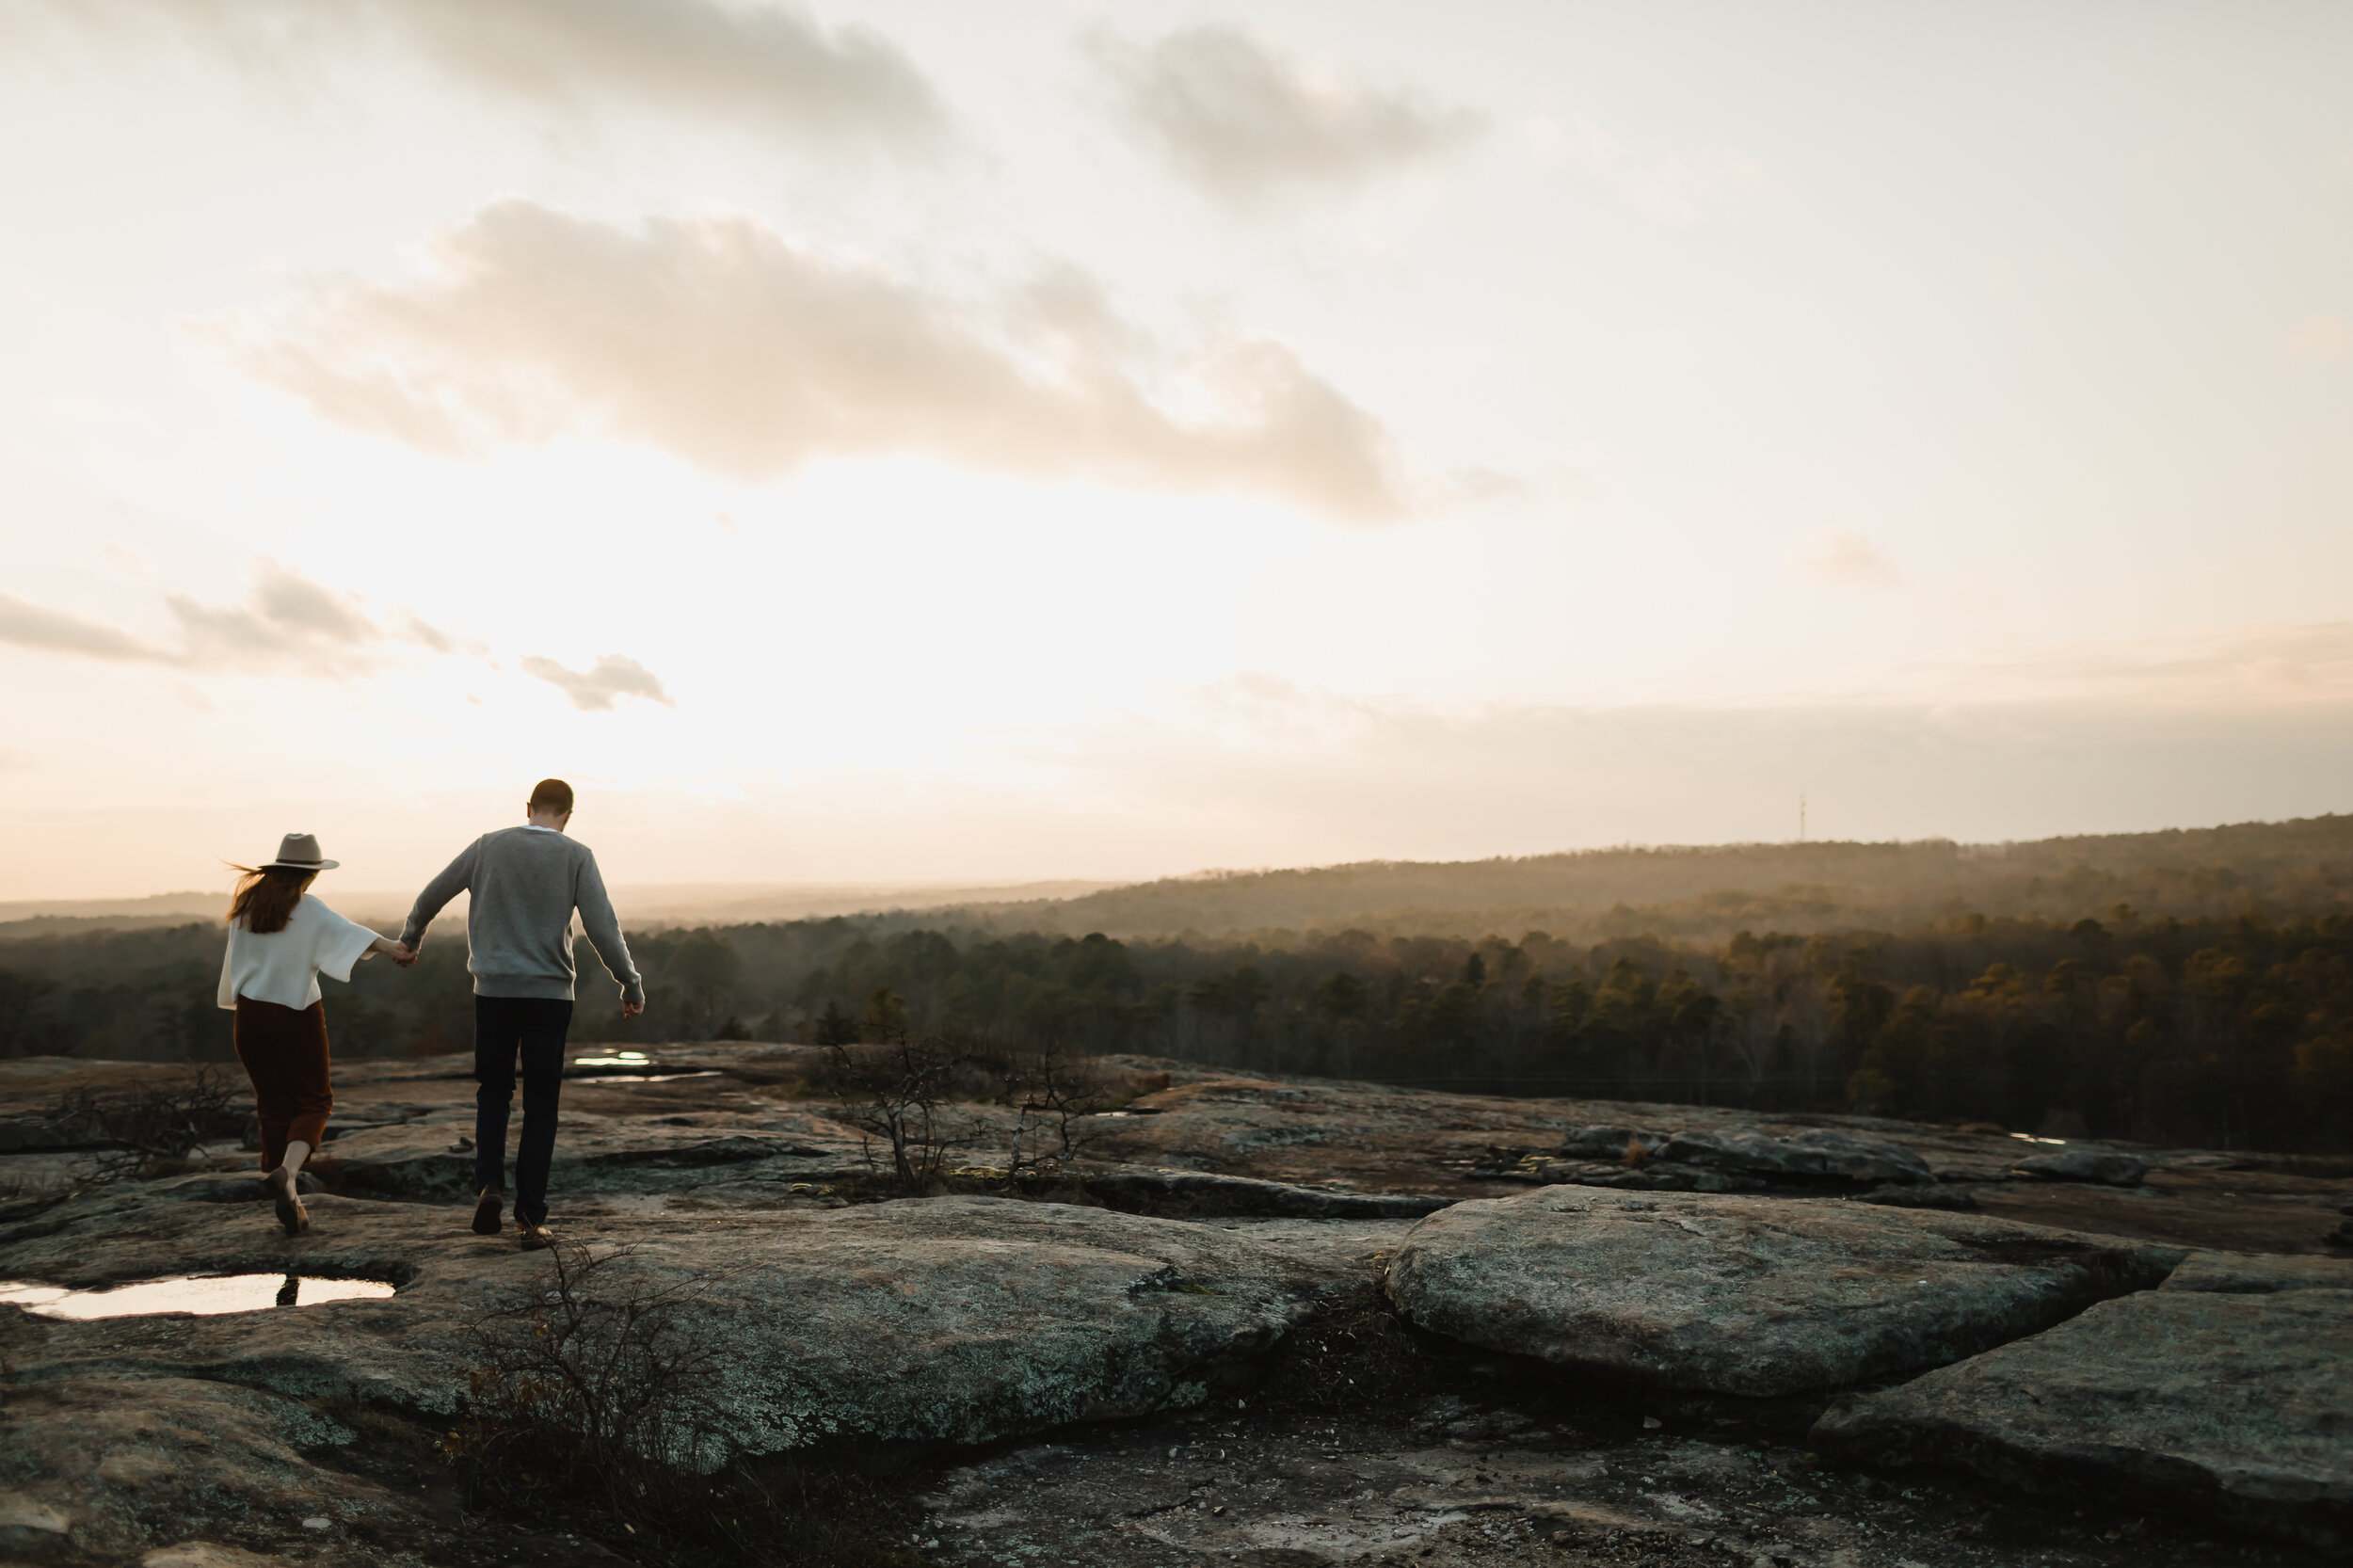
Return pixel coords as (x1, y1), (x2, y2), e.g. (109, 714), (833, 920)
(3, 0), (2350, 901)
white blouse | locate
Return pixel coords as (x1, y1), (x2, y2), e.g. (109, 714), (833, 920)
(216, 893), (384, 1012)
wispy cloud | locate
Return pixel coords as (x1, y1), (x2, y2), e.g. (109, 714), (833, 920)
(167, 559), (457, 675)
(1939, 622), (2353, 709)
(1088, 24), (1482, 208)
(988, 663), (2353, 859)
(0, 593), (179, 663)
(521, 653), (674, 712)
(215, 200), (1417, 519)
(0, 561), (457, 677)
(1794, 530), (1903, 588)
(35, 0), (948, 152)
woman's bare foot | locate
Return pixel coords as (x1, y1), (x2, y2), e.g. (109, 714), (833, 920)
(265, 1166), (309, 1236)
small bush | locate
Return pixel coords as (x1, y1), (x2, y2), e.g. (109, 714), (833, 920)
(46, 1065), (242, 1186)
(446, 1239), (923, 1566)
(821, 1034), (975, 1192)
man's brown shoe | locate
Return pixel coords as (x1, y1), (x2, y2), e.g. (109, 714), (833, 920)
(518, 1222), (553, 1251)
(472, 1190), (503, 1236)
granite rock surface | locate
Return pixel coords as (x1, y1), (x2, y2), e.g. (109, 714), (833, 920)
(1385, 1186), (2181, 1397)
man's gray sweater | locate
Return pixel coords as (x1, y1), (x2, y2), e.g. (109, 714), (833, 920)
(401, 826), (644, 1006)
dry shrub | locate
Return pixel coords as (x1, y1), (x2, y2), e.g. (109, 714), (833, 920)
(821, 1034), (976, 1192)
(997, 1041), (1129, 1176)
(820, 1032), (1161, 1192)
(46, 1065), (242, 1186)
(447, 1239), (920, 1566)
(449, 1240), (723, 1490)
(1622, 1133), (1652, 1168)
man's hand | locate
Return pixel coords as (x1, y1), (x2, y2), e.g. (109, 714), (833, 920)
(393, 943), (420, 968)
(621, 998), (645, 1019)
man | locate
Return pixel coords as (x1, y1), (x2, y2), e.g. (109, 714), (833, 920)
(401, 778), (645, 1248)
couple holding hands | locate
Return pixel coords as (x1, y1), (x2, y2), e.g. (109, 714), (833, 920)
(218, 778), (645, 1245)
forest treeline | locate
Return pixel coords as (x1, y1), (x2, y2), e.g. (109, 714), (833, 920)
(3, 895), (2347, 1152)
(939, 814), (2353, 942)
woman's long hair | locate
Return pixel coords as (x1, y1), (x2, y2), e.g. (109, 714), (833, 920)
(226, 866), (317, 934)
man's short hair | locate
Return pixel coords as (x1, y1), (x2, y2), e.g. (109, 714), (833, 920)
(528, 777), (574, 815)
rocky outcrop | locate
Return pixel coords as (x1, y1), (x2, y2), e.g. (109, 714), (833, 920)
(1077, 1166), (1451, 1220)
(1384, 1187), (2180, 1397)
(2009, 1150), (2149, 1187)
(2, 1190), (1351, 1453)
(1555, 1125), (1665, 1160)
(0, 1374), (393, 1562)
(1486, 1125), (1938, 1197)
(1853, 1182), (1977, 1210)
(1537, 1161), (1761, 1193)
(2158, 1249), (2353, 1294)
(1659, 1128), (1935, 1185)
(324, 1110), (872, 1200)
(1811, 1286), (2353, 1549)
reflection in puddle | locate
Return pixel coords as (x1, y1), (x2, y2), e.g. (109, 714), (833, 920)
(0, 1273), (397, 1319)
(569, 1052), (723, 1083)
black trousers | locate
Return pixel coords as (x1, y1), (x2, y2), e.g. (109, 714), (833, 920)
(473, 996), (573, 1226)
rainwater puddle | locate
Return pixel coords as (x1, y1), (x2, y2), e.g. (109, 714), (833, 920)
(0, 1273), (397, 1319)
(571, 1052), (722, 1084)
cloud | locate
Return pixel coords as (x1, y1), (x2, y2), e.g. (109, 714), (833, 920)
(168, 559), (388, 674)
(37, 0), (947, 152)
(521, 653), (675, 712)
(1944, 622), (2353, 709)
(217, 200), (1414, 518)
(0, 594), (179, 663)
(1794, 530), (1903, 588)
(0, 561), (458, 676)
(992, 666), (2353, 864)
(1088, 24), (1483, 207)
(1525, 114), (1762, 224)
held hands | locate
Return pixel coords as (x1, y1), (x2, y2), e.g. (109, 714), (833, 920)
(367, 936), (418, 967)
(621, 998), (646, 1019)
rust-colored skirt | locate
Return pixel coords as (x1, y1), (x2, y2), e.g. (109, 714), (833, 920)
(232, 996), (333, 1169)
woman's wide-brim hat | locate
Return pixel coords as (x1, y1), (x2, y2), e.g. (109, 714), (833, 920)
(263, 832), (339, 872)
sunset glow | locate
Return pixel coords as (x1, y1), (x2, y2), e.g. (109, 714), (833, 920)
(6, 2), (2349, 899)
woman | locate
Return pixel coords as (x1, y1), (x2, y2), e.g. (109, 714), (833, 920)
(217, 832), (411, 1235)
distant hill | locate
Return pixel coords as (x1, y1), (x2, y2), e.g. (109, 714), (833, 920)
(939, 815), (2353, 941)
(9, 818), (2347, 946)
(0, 879), (1125, 936)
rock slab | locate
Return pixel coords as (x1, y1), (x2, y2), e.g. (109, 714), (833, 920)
(1078, 1165), (1452, 1220)
(2010, 1150), (2150, 1187)
(1385, 1187), (2179, 1398)
(1661, 1128), (1934, 1186)
(1812, 1287), (2353, 1548)
(2, 1190), (1347, 1456)
(0, 1374), (390, 1561)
